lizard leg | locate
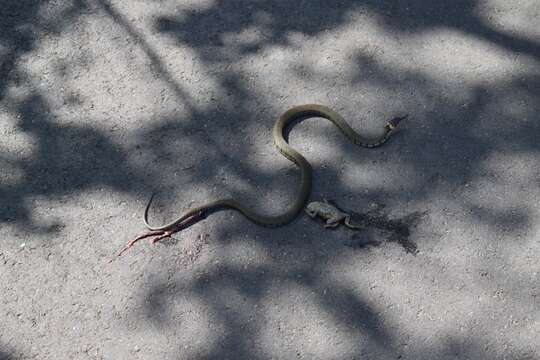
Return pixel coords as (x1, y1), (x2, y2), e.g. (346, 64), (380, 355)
(324, 216), (342, 228)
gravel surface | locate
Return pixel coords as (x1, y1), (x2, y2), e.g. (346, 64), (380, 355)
(1, 0), (539, 359)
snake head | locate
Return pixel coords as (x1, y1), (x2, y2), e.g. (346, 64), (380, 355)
(387, 114), (408, 130)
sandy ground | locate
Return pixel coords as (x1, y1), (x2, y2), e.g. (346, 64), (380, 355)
(1, 0), (539, 359)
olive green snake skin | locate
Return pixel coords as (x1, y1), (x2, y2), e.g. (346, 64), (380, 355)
(143, 104), (406, 230)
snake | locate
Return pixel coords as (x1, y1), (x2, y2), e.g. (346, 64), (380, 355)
(143, 104), (406, 230)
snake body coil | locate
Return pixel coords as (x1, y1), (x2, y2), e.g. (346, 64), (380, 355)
(144, 104), (405, 230)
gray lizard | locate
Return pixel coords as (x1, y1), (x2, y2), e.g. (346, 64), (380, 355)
(305, 200), (361, 229)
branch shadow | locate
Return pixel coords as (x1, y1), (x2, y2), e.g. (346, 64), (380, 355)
(130, 0), (539, 358)
(1, 0), (538, 359)
(1, 91), (149, 233)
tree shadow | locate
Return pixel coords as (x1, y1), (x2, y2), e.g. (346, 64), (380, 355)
(0, 0), (144, 233)
(132, 0), (539, 358)
(346, 206), (425, 254)
(0, 350), (16, 360)
(137, 242), (400, 359)
(361, 0), (540, 61)
(149, 0), (540, 237)
(1, 90), (149, 233)
(1, 0), (538, 359)
(0, 0), (88, 99)
(0, 338), (20, 360)
(155, 0), (540, 63)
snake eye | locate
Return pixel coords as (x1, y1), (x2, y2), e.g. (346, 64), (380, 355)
(388, 114), (408, 129)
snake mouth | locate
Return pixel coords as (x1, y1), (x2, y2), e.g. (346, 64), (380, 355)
(387, 114), (408, 130)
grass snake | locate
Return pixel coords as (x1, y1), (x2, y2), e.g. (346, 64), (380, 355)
(143, 104), (406, 230)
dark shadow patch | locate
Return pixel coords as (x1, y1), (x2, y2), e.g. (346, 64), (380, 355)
(1, 92), (148, 232)
(0, 344), (18, 360)
(329, 201), (425, 254)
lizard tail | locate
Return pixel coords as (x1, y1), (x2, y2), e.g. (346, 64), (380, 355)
(344, 216), (363, 230)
